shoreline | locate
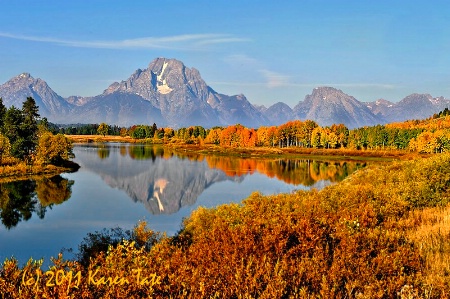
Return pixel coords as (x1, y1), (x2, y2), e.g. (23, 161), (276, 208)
(0, 161), (80, 182)
(66, 134), (426, 161)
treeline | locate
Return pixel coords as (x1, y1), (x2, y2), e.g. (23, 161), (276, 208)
(433, 107), (450, 118)
(122, 122), (443, 154)
(0, 97), (73, 168)
(56, 123), (123, 136)
(59, 109), (450, 154)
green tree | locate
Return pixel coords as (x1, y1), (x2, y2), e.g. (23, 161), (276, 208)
(3, 106), (25, 158)
(156, 128), (165, 139)
(21, 97), (40, 155)
(0, 98), (6, 129)
(144, 125), (155, 138)
(131, 126), (146, 139)
(97, 122), (109, 136)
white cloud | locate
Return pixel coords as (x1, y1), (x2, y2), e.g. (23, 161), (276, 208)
(224, 54), (291, 88)
(259, 69), (291, 88)
(0, 32), (248, 50)
(196, 37), (251, 45)
(223, 54), (400, 93)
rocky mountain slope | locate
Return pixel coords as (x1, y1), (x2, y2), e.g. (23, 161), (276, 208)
(365, 94), (450, 123)
(258, 102), (294, 125)
(0, 58), (449, 128)
(0, 73), (72, 121)
(293, 87), (382, 128)
(100, 58), (269, 127)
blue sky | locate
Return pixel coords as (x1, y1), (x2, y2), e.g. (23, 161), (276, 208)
(1, 0), (450, 107)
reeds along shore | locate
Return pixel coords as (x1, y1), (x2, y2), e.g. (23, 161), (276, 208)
(1, 153), (450, 298)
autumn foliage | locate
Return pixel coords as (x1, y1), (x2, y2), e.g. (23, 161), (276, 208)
(164, 113), (450, 154)
(2, 153), (450, 298)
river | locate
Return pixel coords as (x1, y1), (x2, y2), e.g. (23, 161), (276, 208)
(0, 143), (367, 266)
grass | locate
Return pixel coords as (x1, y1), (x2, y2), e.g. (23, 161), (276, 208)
(405, 205), (450, 295)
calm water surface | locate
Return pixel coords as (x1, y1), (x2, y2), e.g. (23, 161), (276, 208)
(0, 143), (367, 265)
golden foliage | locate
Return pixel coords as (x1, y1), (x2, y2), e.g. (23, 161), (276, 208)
(36, 176), (73, 207)
(2, 154), (450, 298)
(35, 132), (74, 165)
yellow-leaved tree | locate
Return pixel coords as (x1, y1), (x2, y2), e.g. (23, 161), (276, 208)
(97, 122), (109, 136)
(0, 134), (11, 164)
(35, 132), (74, 165)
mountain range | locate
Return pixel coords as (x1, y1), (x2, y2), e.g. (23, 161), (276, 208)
(0, 57), (449, 128)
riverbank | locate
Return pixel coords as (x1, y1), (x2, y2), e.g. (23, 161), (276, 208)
(0, 160), (79, 182)
(66, 134), (146, 143)
(66, 134), (425, 161)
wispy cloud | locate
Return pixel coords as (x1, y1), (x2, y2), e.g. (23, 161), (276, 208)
(259, 70), (291, 88)
(223, 55), (400, 91)
(0, 32), (249, 50)
(224, 54), (292, 88)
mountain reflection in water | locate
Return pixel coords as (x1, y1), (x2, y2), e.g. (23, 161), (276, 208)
(0, 144), (367, 230)
(74, 144), (366, 215)
(0, 144), (368, 264)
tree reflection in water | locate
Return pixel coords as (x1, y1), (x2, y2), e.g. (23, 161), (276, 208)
(121, 144), (367, 186)
(0, 175), (74, 229)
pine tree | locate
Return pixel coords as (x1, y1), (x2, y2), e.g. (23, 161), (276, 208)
(21, 97), (40, 155)
(0, 98), (6, 130)
(3, 106), (25, 158)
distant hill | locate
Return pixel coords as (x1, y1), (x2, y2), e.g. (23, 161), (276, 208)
(292, 87), (383, 128)
(1, 58), (449, 128)
(0, 73), (72, 122)
(260, 102), (294, 125)
(365, 94), (450, 123)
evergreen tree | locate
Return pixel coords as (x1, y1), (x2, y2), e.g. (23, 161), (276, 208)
(152, 123), (158, 136)
(3, 106), (25, 158)
(21, 97), (40, 155)
(0, 98), (6, 129)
